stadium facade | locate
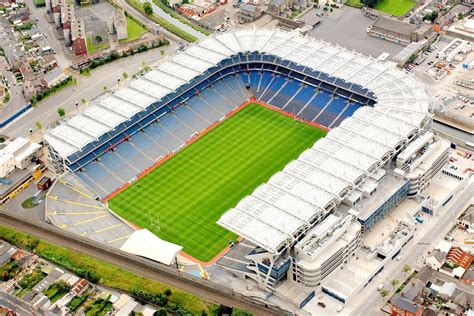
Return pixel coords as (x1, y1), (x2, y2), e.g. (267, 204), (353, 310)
(44, 28), (446, 307)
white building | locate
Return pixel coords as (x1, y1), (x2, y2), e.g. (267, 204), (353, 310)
(293, 214), (361, 288)
(396, 134), (450, 196)
(438, 38), (471, 62)
(0, 138), (41, 178)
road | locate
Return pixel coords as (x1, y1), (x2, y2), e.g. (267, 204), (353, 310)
(0, 42), (178, 138)
(0, 293), (37, 316)
(349, 179), (473, 316)
(0, 210), (283, 315)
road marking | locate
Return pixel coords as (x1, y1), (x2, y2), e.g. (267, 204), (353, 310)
(72, 214), (109, 227)
(48, 211), (107, 216)
(48, 195), (103, 209)
(107, 234), (131, 244)
(94, 223), (122, 234)
(59, 179), (94, 200)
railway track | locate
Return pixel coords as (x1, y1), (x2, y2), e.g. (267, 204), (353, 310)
(0, 211), (284, 316)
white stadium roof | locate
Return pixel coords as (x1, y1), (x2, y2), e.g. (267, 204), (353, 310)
(120, 229), (182, 265)
(45, 28), (431, 160)
(44, 28), (432, 254)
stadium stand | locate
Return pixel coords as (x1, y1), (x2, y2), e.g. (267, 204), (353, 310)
(45, 28), (431, 202)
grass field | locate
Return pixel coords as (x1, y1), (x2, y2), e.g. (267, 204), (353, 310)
(86, 34), (109, 54)
(108, 103), (327, 262)
(374, 0), (415, 16)
(119, 16), (147, 43)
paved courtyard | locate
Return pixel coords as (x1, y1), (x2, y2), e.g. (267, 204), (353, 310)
(302, 6), (405, 57)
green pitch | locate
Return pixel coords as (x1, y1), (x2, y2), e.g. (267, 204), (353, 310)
(374, 0), (415, 16)
(108, 103), (327, 262)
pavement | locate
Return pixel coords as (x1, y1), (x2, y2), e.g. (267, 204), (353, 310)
(0, 293), (37, 316)
(0, 41), (178, 138)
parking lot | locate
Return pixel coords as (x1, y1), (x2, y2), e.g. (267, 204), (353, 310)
(301, 6), (405, 57)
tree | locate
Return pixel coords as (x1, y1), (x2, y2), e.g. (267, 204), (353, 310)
(81, 98), (87, 104)
(380, 289), (389, 299)
(403, 264), (411, 277)
(57, 107), (65, 117)
(122, 72), (128, 79)
(362, 0), (377, 8)
(95, 35), (103, 43)
(103, 86), (107, 91)
(143, 2), (153, 15)
(423, 11), (438, 22)
(391, 279), (400, 291)
(35, 121), (42, 130)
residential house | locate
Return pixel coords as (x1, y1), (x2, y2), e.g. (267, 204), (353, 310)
(426, 250), (447, 270)
(40, 68), (66, 88)
(0, 241), (14, 267)
(391, 295), (424, 316)
(445, 247), (474, 278)
(237, 4), (262, 23)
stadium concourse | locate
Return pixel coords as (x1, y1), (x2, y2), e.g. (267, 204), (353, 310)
(43, 28), (432, 307)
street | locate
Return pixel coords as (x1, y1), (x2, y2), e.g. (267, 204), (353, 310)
(0, 293), (37, 316)
(1, 41), (178, 138)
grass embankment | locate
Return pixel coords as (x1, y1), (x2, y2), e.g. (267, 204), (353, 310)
(126, 0), (198, 42)
(120, 15), (148, 43)
(0, 225), (213, 314)
(86, 34), (110, 54)
(151, 0), (209, 35)
(109, 103), (327, 262)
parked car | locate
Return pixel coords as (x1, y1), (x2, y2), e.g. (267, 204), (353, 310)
(317, 302), (326, 308)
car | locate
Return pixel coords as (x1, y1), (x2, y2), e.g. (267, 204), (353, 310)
(317, 302), (326, 308)
(396, 255), (403, 261)
(377, 283), (385, 291)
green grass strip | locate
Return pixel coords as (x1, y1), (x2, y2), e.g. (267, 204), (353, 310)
(0, 225), (213, 313)
(127, 0), (198, 42)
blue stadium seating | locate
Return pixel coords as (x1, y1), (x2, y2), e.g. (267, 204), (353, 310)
(160, 114), (195, 142)
(174, 104), (209, 132)
(73, 64), (373, 198)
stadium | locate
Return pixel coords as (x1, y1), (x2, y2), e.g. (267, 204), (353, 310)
(45, 28), (432, 306)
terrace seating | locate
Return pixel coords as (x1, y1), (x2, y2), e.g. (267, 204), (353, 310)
(174, 104), (210, 132)
(315, 97), (348, 127)
(72, 68), (369, 199)
(299, 90), (331, 122)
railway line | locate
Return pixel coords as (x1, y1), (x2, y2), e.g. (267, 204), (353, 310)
(0, 210), (284, 316)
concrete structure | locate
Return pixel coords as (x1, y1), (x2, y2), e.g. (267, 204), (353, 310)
(368, 16), (418, 46)
(448, 18), (474, 41)
(71, 19), (87, 56)
(438, 38), (471, 62)
(237, 4), (262, 23)
(293, 214), (361, 287)
(0, 138), (41, 178)
(111, 9), (128, 41)
(396, 134), (450, 196)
